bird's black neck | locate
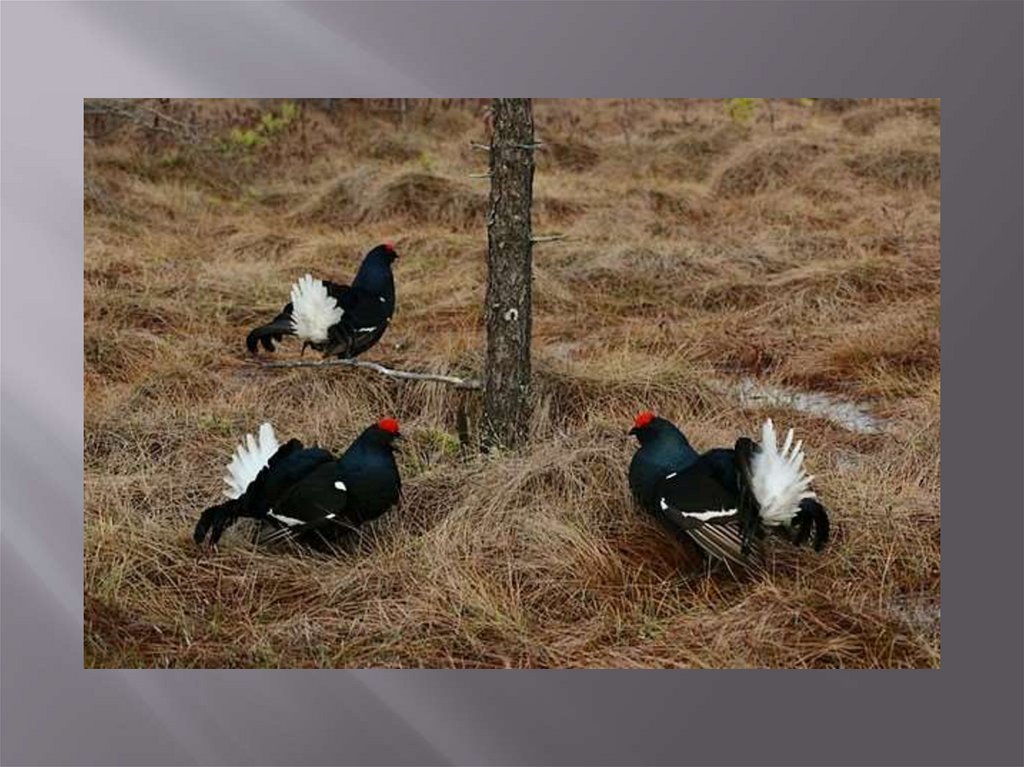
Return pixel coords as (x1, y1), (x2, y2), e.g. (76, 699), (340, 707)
(352, 258), (395, 301)
(629, 428), (700, 509)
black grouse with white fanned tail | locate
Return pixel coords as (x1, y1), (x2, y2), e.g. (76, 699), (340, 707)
(246, 243), (398, 359)
(193, 418), (403, 548)
(627, 411), (830, 572)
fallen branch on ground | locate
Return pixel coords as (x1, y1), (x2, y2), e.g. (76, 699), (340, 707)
(85, 100), (203, 144)
(253, 357), (483, 389)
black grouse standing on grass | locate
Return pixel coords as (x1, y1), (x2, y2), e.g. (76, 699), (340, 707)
(627, 411), (830, 572)
(246, 242), (398, 359)
(193, 418), (403, 549)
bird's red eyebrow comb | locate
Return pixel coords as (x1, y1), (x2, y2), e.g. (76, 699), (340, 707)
(634, 411), (655, 428)
(378, 417), (400, 434)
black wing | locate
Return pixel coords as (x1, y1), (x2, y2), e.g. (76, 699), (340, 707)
(324, 281), (350, 303)
(321, 285), (391, 358)
(245, 441), (335, 515)
(655, 458), (765, 572)
(193, 439), (333, 546)
(263, 461), (353, 540)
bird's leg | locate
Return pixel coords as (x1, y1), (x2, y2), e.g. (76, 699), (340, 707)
(322, 324), (357, 359)
(321, 340), (350, 359)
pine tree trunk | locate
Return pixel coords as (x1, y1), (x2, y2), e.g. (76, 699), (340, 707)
(483, 98), (535, 450)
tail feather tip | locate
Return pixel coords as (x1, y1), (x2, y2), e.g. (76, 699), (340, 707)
(222, 422), (280, 500)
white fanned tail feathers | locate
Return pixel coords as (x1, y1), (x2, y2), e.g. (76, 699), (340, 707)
(750, 419), (816, 527)
(289, 274), (343, 343)
(223, 422), (280, 500)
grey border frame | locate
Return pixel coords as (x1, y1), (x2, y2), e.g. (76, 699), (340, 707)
(2, 2), (1022, 765)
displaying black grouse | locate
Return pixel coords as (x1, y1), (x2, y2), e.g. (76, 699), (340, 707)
(246, 242), (398, 359)
(193, 418), (403, 548)
(628, 411), (830, 571)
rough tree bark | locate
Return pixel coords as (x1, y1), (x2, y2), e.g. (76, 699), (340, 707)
(483, 98), (535, 450)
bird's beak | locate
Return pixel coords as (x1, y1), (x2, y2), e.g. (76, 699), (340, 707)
(628, 427), (638, 437)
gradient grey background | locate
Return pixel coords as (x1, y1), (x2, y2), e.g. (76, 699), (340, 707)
(2, 2), (1021, 765)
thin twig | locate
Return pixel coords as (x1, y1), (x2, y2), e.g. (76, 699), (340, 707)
(468, 172), (492, 179)
(133, 103), (201, 136)
(473, 141), (544, 151)
(85, 100), (202, 144)
(253, 357), (483, 390)
(530, 234), (568, 243)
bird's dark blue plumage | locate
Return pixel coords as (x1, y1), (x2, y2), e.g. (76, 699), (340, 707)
(627, 412), (830, 571)
(193, 419), (403, 549)
(246, 243), (398, 358)
(627, 415), (699, 510)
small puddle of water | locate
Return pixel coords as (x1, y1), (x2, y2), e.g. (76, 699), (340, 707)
(732, 377), (888, 434)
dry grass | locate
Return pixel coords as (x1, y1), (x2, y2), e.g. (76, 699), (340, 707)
(84, 98), (940, 668)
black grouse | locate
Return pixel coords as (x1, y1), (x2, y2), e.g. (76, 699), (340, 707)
(627, 411), (830, 571)
(193, 418), (403, 549)
(246, 242), (398, 359)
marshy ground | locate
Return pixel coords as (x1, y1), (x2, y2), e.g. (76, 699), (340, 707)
(85, 98), (940, 668)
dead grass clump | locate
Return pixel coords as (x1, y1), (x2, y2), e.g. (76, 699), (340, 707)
(225, 230), (298, 260)
(560, 245), (726, 318)
(86, 595), (177, 667)
(688, 280), (771, 311)
(86, 288), (193, 335)
(785, 232), (855, 261)
(92, 138), (247, 196)
(364, 133), (423, 163)
(532, 352), (725, 431)
(908, 100), (941, 126)
(815, 98), (862, 113)
(296, 166), (483, 232)
(543, 138), (601, 171)
(847, 147), (940, 190)
(828, 336), (939, 395)
(843, 101), (941, 136)
(713, 139), (825, 197)
(247, 185), (305, 210)
(85, 177), (130, 218)
(568, 244), (722, 283)
(635, 188), (713, 224)
(781, 255), (937, 305)
(85, 330), (167, 382)
(785, 309), (940, 397)
(534, 194), (584, 225)
(662, 123), (749, 180)
(291, 169), (371, 225)
(842, 104), (901, 136)
(687, 255), (935, 314)
(363, 171), (486, 230)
